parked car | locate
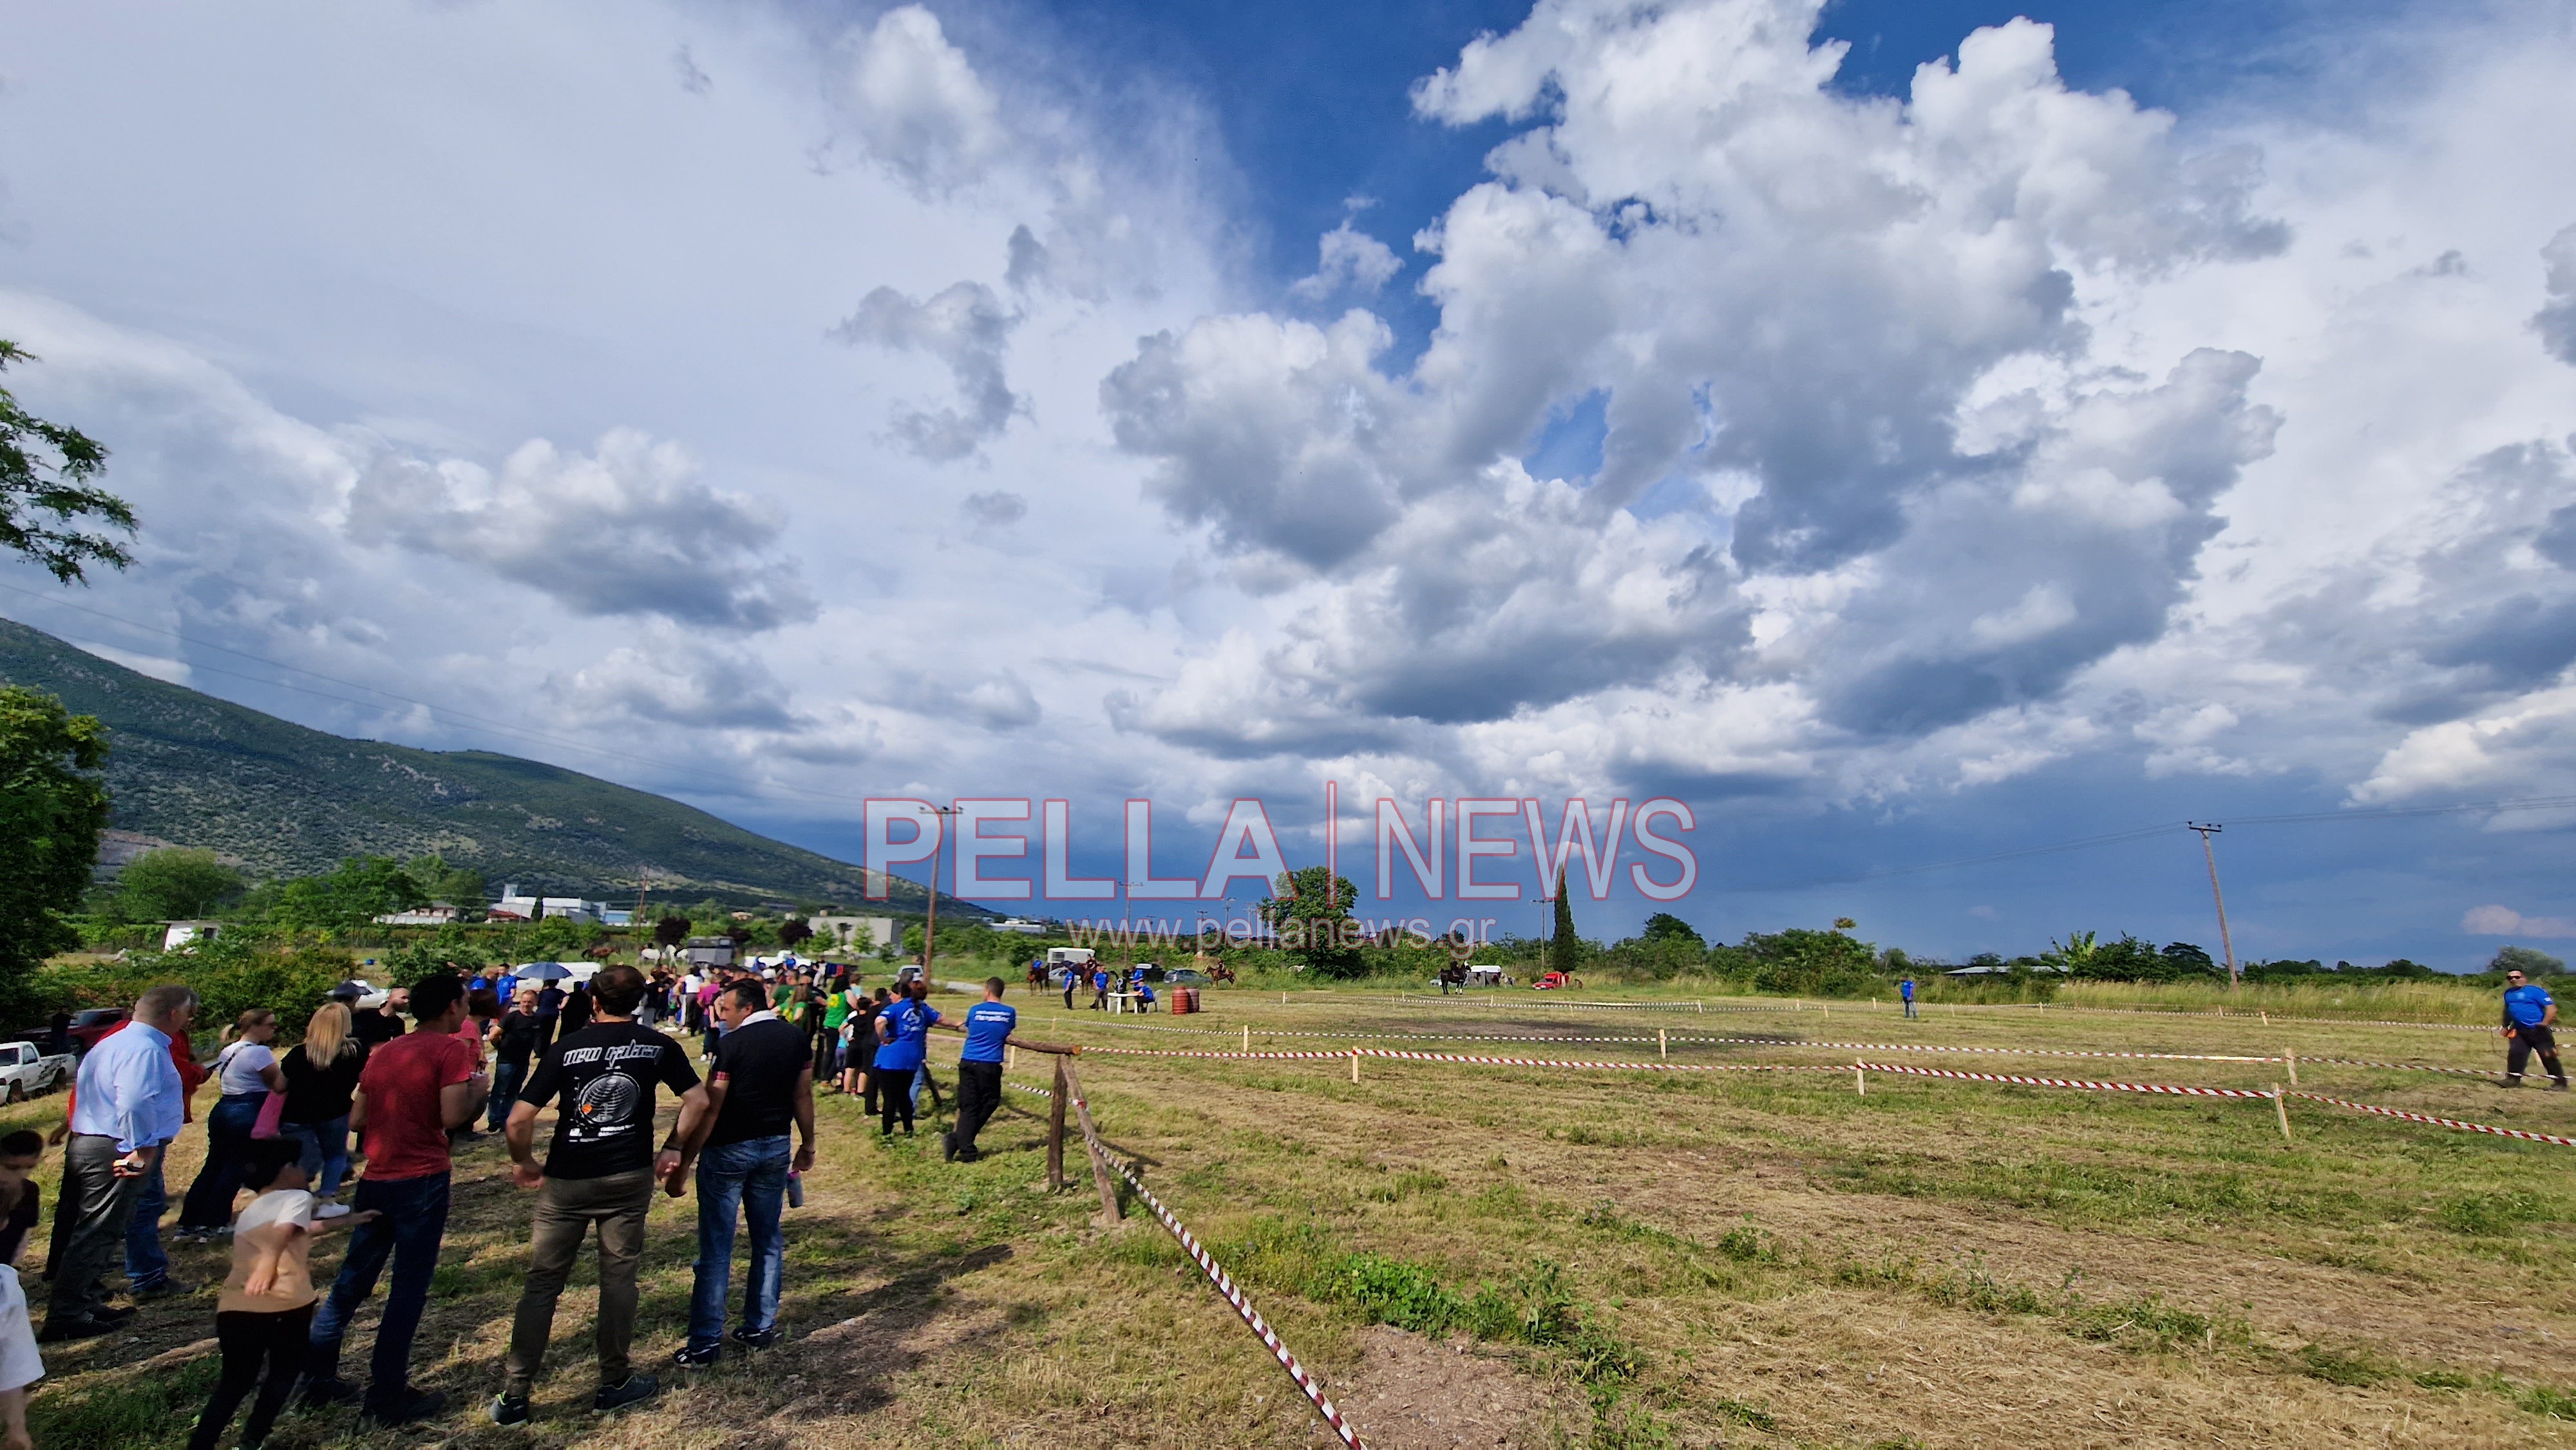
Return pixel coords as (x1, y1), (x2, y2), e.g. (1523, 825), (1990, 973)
(1533, 971), (1582, 991)
(1164, 968), (1211, 985)
(0, 1040), (75, 1101)
(64, 1008), (131, 1053)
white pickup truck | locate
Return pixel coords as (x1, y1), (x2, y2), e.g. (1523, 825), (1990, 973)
(0, 1040), (75, 1102)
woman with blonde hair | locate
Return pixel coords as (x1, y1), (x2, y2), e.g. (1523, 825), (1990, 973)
(278, 1001), (365, 1218)
(175, 1010), (288, 1240)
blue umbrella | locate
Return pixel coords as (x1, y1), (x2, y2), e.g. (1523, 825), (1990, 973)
(516, 961), (574, 980)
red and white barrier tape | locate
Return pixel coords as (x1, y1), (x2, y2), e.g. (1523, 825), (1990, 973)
(2284, 1092), (2576, 1147)
(1012, 1078), (1367, 1445)
(1034, 1018), (2490, 1076)
(1852, 1061), (2278, 1099)
(1355, 1047), (1839, 1073)
(1088, 1136), (1368, 1448)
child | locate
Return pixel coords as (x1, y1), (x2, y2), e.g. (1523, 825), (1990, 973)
(0, 1129), (47, 1450)
(187, 1140), (376, 1450)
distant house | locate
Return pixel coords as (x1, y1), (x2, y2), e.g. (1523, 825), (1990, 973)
(374, 906), (462, 926)
(163, 920), (222, 950)
(989, 918), (1048, 936)
(493, 891), (602, 923)
(601, 909), (633, 927)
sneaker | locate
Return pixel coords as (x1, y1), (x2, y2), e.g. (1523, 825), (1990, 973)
(132, 1277), (193, 1299)
(90, 1304), (137, 1325)
(2553, 1082), (2571, 1092)
(488, 1393), (531, 1426)
(670, 1343), (723, 1370)
(731, 1326), (783, 1351)
(942, 1131), (957, 1162)
(2499, 1077), (2524, 1088)
(359, 1388), (447, 1427)
(593, 1373), (660, 1413)
(314, 1202), (352, 1221)
(298, 1376), (357, 1410)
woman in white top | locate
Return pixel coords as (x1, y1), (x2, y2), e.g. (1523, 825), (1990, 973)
(175, 1010), (288, 1240)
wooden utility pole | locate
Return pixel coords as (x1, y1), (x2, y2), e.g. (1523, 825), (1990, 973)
(919, 803), (963, 981)
(2187, 822), (2239, 988)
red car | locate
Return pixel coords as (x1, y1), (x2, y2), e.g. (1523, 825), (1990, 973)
(1533, 971), (1582, 991)
(65, 1008), (131, 1053)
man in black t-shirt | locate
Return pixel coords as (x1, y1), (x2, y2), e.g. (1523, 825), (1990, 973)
(485, 988), (546, 1135)
(670, 977), (815, 1363)
(493, 966), (708, 1424)
(352, 988), (409, 1051)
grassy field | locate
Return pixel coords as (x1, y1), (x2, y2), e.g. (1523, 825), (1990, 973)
(14, 983), (2576, 1448)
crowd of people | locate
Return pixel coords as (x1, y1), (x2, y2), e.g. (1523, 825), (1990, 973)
(0, 951), (1026, 1445)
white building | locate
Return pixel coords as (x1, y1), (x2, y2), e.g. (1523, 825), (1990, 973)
(494, 885), (604, 923)
(164, 920), (222, 950)
(990, 918), (1049, 936)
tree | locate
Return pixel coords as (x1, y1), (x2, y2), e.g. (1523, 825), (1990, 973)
(652, 916), (692, 948)
(1549, 867), (1584, 970)
(1, 341), (135, 583)
(777, 918), (815, 949)
(1640, 912), (1703, 946)
(1738, 928), (1879, 997)
(1259, 866), (1367, 978)
(404, 852), (486, 909)
(117, 847), (243, 920)
(0, 686), (111, 1003)
(2492, 946), (2565, 978)
(267, 856), (428, 933)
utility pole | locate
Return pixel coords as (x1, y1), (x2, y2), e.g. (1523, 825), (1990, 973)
(2187, 822), (2239, 989)
(919, 804), (963, 981)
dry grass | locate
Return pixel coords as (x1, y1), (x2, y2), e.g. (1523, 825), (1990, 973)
(13, 986), (2576, 1447)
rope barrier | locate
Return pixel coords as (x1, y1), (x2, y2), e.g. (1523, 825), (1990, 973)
(1028, 1016), (2494, 1077)
(1014, 1078), (1368, 1446)
(1849, 1061), (2280, 1099)
(2284, 1092), (2576, 1148)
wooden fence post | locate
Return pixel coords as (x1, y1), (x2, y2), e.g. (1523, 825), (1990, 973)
(1659, 1028), (1667, 1059)
(2272, 1086), (2293, 1143)
(1242, 1024), (1251, 1052)
(1349, 1050), (1361, 1085)
(1046, 1057), (1068, 1192)
(2284, 1049), (2298, 1086)
(1057, 1059), (1122, 1222)
(1854, 1059), (1865, 1096)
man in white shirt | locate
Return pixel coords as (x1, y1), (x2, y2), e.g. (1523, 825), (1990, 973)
(46, 984), (194, 1341)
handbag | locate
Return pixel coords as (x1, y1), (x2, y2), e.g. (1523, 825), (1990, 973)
(249, 1044), (289, 1139)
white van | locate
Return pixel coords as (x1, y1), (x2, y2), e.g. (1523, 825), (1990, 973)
(1045, 947), (1096, 968)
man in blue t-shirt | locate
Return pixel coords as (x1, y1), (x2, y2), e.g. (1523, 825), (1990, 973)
(871, 987), (942, 1136)
(1900, 977), (1917, 1019)
(936, 979), (1017, 1162)
(2500, 967), (2568, 1089)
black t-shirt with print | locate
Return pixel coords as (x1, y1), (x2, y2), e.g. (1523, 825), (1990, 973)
(517, 1021), (700, 1180)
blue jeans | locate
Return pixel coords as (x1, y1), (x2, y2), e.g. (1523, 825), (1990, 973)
(486, 1062), (526, 1133)
(284, 1115), (351, 1200)
(178, 1094), (264, 1230)
(124, 1158), (169, 1289)
(305, 1173), (450, 1404)
(688, 1136), (791, 1351)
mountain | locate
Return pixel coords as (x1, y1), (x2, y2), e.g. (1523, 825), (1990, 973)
(0, 615), (966, 912)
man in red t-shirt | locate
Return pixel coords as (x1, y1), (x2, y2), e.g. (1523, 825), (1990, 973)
(298, 974), (488, 1427)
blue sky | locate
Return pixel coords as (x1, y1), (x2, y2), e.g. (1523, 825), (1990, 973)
(1, 0), (2571, 968)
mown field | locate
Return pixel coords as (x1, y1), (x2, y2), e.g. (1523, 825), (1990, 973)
(15, 983), (2576, 1448)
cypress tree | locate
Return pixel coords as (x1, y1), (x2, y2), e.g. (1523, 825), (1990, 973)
(1549, 866), (1582, 971)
